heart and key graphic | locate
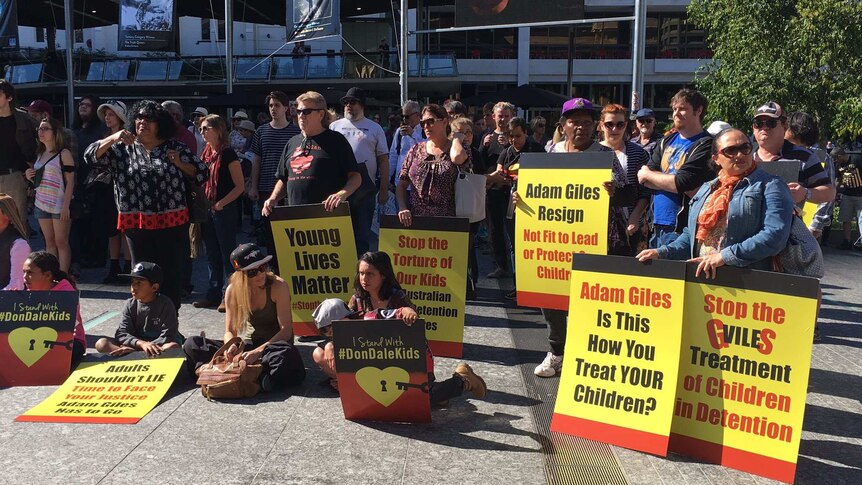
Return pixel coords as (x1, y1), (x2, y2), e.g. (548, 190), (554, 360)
(7, 327), (58, 367)
(355, 366), (409, 407)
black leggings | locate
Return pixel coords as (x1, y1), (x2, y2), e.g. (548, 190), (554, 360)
(429, 372), (465, 404)
(125, 224), (190, 311)
(182, 336), (307, 390)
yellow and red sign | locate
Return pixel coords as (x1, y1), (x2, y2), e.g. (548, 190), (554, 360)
(514, 152), (612, 310)
(551, 255), (686, 456)
(270, 204), (357, 336)
(17, 357), (184, 424)
(379, 215), (470, 358)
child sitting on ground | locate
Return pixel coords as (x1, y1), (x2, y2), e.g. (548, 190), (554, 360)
(95, 262), (184, 357)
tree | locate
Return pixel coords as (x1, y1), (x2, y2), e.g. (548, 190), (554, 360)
(688, 0), (862, 140)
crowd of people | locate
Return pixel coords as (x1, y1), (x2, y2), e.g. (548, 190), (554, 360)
(0, 76), (857, 398)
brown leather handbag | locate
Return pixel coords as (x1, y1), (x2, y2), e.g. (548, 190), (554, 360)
(195, 337), (264, 400)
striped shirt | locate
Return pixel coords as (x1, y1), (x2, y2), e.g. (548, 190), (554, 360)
(34, 151), (66, 214)
(754, 140), (830, 188)
(250, 122), (301, 195)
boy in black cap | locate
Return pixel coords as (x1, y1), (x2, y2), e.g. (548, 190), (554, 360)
(95, 262), (183, 357)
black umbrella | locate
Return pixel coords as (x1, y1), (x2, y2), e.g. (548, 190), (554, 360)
(463, 84), (570, 110)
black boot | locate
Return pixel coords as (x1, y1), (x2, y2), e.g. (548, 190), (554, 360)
(102, 260), (121, 284)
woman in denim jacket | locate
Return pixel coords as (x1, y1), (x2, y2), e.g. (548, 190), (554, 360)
(637, 128), (794, 277)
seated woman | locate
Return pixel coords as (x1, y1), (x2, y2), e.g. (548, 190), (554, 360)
(636, 128), (794, 277)
(0, 194), (31, 291)
(23, 251), (85, 368)
(312, 251), (486, 404)
(182, 243), (306, 391)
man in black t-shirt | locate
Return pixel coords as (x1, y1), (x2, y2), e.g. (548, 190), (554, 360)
(0, 80), (37, 223)
(276, 129), (359, 206)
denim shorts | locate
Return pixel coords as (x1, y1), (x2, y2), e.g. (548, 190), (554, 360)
(33, 206), (61, 220)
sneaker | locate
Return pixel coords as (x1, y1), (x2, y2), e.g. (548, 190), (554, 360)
(534, 352), (563, 377)
(486, 268), (510, 279)
(455, 362), (487, 399)
(838, 240), (853, 250)
(505, 289), (517, 300)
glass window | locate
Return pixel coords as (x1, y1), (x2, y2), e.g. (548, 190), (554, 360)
(11, 64), (43, 84)
(201, 19), (211, 41)
(167, 60), (183, 80)
(104, 60), (131, 81)
(307, 54), (342, 79)
(74, 29), (83, 43)
(235, 57), (271, 80)
(135, 60), (169, 81)
(36, 29), (45, 43)
(86, 62), (105, 81)
(274, 57), (306, 79)
(217, 20), (226, 41)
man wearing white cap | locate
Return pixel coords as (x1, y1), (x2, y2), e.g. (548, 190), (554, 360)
(189, 106), (208, 157)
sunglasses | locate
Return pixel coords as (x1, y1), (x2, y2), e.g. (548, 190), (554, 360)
(37, 126), (53, 132)
(753, 118), (779, 129)
(603, 121), (627, 131)
(535, 123), (546, 128)
(135, 114), (156, 122)
(200, 125), (211, 132)
(637, 118), (655, 124)
(719, 142), (753, 158)
(244, 264), (268, 277)
(342, 99), (360, 106)
(192, 113), (205, 118)
(297, 108), (322, 116)
(420, 118), (441, 128)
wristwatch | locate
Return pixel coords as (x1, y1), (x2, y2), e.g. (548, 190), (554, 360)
(804, 188), (812, 201)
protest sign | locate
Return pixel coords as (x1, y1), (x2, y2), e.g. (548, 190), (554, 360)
(378, 215), (470, 357)
(17, 357), (184, 424)
(270, 204), (357, 336)
(551, 255), (686, 456)
(669, 265), (818, 483)
(0, 291), (78, 387)
(515, 151), (613, 310)
(333, 319), (431, 422)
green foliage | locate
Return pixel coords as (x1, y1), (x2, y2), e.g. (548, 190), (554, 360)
(688, 0), (862, 140)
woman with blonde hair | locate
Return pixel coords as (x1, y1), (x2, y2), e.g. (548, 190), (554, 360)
(25, 117), (75, 272)
(262, 91), (361, 215)
(193, 114), (245, 311)
(182, 243), (306, 391)
(0, 194), (31, 290)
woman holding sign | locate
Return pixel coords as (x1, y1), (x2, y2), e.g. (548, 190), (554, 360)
(313, 251), (487, 402)
(636, 128), (794, 278)
(182, 243), (306, 391)
(396, 104), (468, 226)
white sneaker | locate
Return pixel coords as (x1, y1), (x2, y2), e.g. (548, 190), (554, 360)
(534, 352), (563, 377)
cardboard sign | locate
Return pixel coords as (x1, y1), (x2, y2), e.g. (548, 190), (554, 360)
(378, 215), (470, 358)
(551, 255), (686, 456)
(0, 291), (78, 386)
(333, 318), (431, 423)
(17, 357), (184, 424)
(514, 152), (613, 310)
(270, 204), (357, 336)
(670, 265), (818, 483)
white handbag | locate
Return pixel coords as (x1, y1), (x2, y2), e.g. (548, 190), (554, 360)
(455, 171), (486, 223)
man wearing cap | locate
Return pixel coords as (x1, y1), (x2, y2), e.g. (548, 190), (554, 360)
(161, 100), (197, 154)
(638, 88), (715, 248)
(0, 80), (37, 222)
(189, 106), (208, 157)
(752, 101), (834, 208)
(330, 87), (390, 254)
(229, 110), (249, 154)
(633, 108), (660, 156)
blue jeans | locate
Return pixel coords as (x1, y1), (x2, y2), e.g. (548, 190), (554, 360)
(649, 223), (679, 249)
(203, 204), (239, 301)
(351, 195), (377, 257)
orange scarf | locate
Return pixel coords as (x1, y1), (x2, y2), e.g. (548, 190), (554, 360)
(695, 163), (757, 242)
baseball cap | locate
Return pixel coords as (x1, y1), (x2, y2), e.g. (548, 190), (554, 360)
(233, 111), (248, 120)
(312, 298), (356, 330)
(635, 108), (655, 119)
(192, 107), (209, 116)
(706, 120), (732, 136)
(754, 101), (784, 119)
(340, 87), (367, 106)
(561, 98), (595, 117)
(238, 120), (255, 131)
(118, 262), (164, 285)
(230, 243), (272, 271)
(26, 99), (53, 115)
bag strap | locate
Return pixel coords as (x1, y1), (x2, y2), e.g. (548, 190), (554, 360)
(210, 337), (245, 363)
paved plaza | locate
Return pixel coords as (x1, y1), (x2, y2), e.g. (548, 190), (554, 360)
(0, 243), (860, 485)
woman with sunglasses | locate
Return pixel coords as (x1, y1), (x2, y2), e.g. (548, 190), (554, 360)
(637, 128), (794, 278)
(263, 91), (361, 215)
(396, 104), (467, 227)
(598, 104), (651, 254)
(193, 115), (245, 311)
(182, 243), (306, 391)
(85, 100), (208, 311)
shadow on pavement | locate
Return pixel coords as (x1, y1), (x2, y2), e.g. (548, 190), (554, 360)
(803, 404), (862, 439)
